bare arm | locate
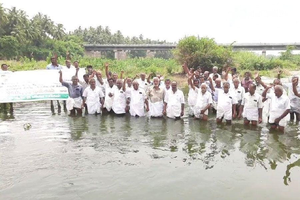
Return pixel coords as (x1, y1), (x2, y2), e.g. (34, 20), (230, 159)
(59, 70), (63, 83)
(105, 63), (111, 79)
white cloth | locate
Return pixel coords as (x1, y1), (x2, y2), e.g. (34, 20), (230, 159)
(129, 89), (146, 117)
(194, 91), (212, 118)
(149, 101), (164, 117)
(241, 92), (262, 121)
(188, 86), (198, 107)
(104, 85), (117, 111)
(165, 90), (185, 119)
(112, 88), (126, 114)
(230, 86), (245, 103)
(286, 83), (300, 113)
(216, 91), (237, 120)
(267, 93), (290, 126)
(137, 79), (149, 92)
(66, 97), (82, 111)
(83, 86), (104, 114)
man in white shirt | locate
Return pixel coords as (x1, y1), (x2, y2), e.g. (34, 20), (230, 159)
(163, 81), (185, 119)
(0, 64), (13, 113)
(187, 75), (200, 116)
(62, 60), (75, 70)
(288, 76), (300, 122)
(209, 66), (221, 80)
(127, 81), (149, 117)
(216, 81), (237, 125)
(137, 73), (149, 92)
(194, 83), (212, 121)
(239, 84), (263, 126)
(147, 77), (165, 117)
(230, 78), (245, 119)
(104, 78), (117, 113)
(82, 79), (104, 115)
(112, 79), (126, 115)
(262, 85), (290, 132)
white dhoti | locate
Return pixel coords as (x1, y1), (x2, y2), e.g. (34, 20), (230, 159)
(66, 97), (82, 111)
(216, 107), (232, 120)
(86, 100), (101, 114)
(104, 97), (113, 111)
(269, 111), (288, 127)
(149, 101), (164, 117)
(243, 108), (258, 121)
(166, 105), (181, 119)
(194, 105), (209, 118)
(129, 103), (145, 117)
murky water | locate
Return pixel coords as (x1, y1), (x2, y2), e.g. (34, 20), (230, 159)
(1, 102), (300, 200)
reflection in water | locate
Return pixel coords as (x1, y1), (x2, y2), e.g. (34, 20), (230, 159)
(0, 102), (300, 199)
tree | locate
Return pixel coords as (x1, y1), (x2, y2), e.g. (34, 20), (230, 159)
(174, 36), (233, 71)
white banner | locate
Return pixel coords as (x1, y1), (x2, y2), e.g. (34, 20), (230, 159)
(0, 70), (78, 103)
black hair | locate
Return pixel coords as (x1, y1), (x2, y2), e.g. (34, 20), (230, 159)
(86, 65), (93, 69)
(1, 64), (7, 67)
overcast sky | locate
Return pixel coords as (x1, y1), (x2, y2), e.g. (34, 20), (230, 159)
(2, 0), (300, 43)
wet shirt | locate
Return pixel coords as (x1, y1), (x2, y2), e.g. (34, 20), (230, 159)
(62, 82), (83, 98)
(147, 86), (165, 103)
(241, 92), (263, 109)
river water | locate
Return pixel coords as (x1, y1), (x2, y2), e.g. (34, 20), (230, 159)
(0, 101), (300, 200)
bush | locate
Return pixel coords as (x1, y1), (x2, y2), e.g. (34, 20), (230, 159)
(173, 36), (233, 72)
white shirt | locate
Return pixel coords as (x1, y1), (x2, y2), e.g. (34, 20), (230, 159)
(165, 90), (185, 106)
(130, 89), (146, 105)
(83, 86), (104, 105)
(112, 88), (126, 114)
(230, 85), (245, 102)
(137, 79), (149, 92)
(242, 92), (263, 109)
(285, 83), (300, 108)
(188, 86), (198, 106)
(267, 93), (290, 117)
(255, 84), (265, 96)
(217, 91), (237, 111)
(125, 85), (133, 98)
(195, 90), (212, 110)
(104, 85), (117, 110)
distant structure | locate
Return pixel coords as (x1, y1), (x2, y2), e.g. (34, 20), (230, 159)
(84, 43), (300, 60)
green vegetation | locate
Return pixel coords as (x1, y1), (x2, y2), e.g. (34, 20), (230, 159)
(3, 57), (182, 78)
(0, 4), (172, 60)
(174, 36), (233, 71)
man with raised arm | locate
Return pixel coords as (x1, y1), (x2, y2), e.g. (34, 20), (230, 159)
(59, 71), (83, 116)
(163, 81), (185, 119)
(187, 74), (199, 116)
(112, 79), (127, 115)
(239, 83), (263, 126)
(262, 85), (290, 132)
(216, 81), (237, 125)
(102, 78), (116, 113)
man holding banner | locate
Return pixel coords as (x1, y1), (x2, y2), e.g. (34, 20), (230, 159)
(59, 70), (83, 116)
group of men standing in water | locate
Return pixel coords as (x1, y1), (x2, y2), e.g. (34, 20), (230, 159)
(45, 56), (300, 132)
(0, 56), (295, 133)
